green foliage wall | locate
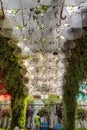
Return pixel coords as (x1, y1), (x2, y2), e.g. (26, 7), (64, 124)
(42, 94), (60, 106)
(47, 94), (60, 105)
(0, 35), (27, 130)
(63, 33), (87, 130)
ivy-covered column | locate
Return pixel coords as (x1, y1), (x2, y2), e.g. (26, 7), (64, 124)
(11, 96), (28, 130)
(63, 65), (79, 130)
(0, 36), (29, 130)
(63, 33), (87, 130)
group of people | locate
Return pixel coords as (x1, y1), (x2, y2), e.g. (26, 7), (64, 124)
(26, 104), (41, 130)
(26, 103), (63, 130)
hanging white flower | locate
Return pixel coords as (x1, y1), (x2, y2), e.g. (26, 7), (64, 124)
(60, 26), (83, 40)
(20, 68), (27, 76)
(12, 27), (23, 40)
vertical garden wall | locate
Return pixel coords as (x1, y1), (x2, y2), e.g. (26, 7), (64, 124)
(63, 32), (87, 130)
(0, 35), (28, 130)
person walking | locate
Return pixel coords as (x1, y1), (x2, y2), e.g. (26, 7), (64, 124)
(34, 113), (41, 130)
(56, 103), (62, 124)
(26, 104), (32, 129)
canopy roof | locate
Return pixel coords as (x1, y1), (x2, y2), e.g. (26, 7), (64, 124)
(2, 0), (87, 9)
(0, 0), (87, 97)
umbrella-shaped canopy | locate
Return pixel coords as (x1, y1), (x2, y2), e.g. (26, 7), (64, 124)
(0, 0), (87, 97)
(2, 0), (87, 10)
(65, 0), (86, 6)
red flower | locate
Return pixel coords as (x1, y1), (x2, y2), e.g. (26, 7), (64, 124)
(0, 90), (2, 94)
(0, 94), (5, 101)
(5, 93), (11, 101)
(0, 74), (2, 80)
(0, 83), (4, 90)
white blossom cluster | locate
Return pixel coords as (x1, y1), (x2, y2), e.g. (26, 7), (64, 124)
(0, 0), (87, 96)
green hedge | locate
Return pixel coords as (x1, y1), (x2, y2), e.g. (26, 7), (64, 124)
(63, 33), (87, 130)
